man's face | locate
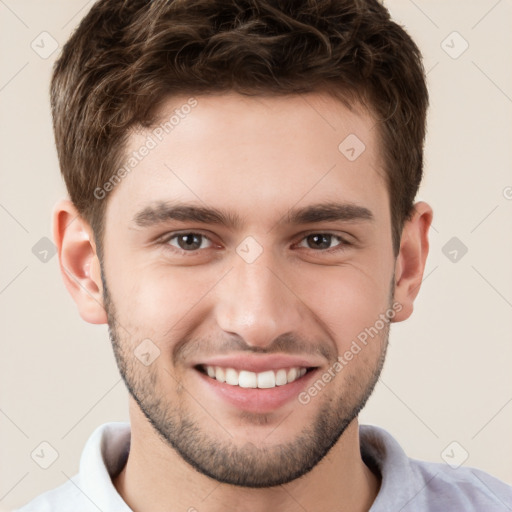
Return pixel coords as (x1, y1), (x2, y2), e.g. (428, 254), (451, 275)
(100, 92), (396, 487)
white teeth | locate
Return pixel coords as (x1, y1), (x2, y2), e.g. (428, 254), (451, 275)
(215, 367), (226, 383)
(275, 369), (288, 386)
(287, 367), (298, 382)
(203, 365), (309, 388)
(239, 370), (257, 388)
(225, 368), (238, 385)
(257, 370), (275, 389)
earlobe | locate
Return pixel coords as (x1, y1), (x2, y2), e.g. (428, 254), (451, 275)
(392, 201), (433, 323)
(52, 199), (108, 324)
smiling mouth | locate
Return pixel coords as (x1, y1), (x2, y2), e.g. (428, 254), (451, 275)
(195, 364), (315, 389)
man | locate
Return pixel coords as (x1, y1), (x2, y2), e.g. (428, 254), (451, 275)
(17, 0), (512, 510)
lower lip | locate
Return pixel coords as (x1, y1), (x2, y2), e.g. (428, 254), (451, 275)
(195, 368), (319, 413)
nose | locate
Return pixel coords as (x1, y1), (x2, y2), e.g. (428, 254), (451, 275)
(214, 250), (305, 349)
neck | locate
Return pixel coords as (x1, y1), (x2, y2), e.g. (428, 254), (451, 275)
(113, 401), (380, 512)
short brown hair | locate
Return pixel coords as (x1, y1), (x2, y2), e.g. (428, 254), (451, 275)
(51, 0), (428, 257)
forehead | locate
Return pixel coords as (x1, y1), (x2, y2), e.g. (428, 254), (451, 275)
(105, 91), (388, 227)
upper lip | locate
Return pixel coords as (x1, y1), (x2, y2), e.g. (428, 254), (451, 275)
(193, 354), (323, 373)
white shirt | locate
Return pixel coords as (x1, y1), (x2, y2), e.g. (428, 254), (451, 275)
(15, 422), (512, 511)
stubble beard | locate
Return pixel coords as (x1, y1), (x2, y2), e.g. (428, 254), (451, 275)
(101, 268), (390, 488)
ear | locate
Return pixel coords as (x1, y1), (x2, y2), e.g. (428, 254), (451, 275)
(392, 201), (433, 322)
(52, 198), (108, 324)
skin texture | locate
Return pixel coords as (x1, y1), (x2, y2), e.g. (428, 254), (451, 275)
(54, 92), (432, 512)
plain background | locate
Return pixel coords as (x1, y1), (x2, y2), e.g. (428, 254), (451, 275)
(1, 0), (511, 509)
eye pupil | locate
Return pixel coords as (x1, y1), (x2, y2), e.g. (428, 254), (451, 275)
(178, 233), (201, 250)
(307, 234), (331, 249)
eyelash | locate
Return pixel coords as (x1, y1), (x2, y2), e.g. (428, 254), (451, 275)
(158, 231), (352, 256)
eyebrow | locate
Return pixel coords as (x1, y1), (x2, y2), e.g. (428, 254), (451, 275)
(132, 201), (374, 229)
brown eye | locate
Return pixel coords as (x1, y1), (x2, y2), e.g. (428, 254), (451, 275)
(299, 234), (343, 250)
(167, 233), (211, 251)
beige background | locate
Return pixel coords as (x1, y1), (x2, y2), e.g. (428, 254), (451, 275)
(1, 0), (511, 509)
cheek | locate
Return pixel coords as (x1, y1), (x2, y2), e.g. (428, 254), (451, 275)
(106, 260), (221, 337)
(291, 265), (392, 352)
